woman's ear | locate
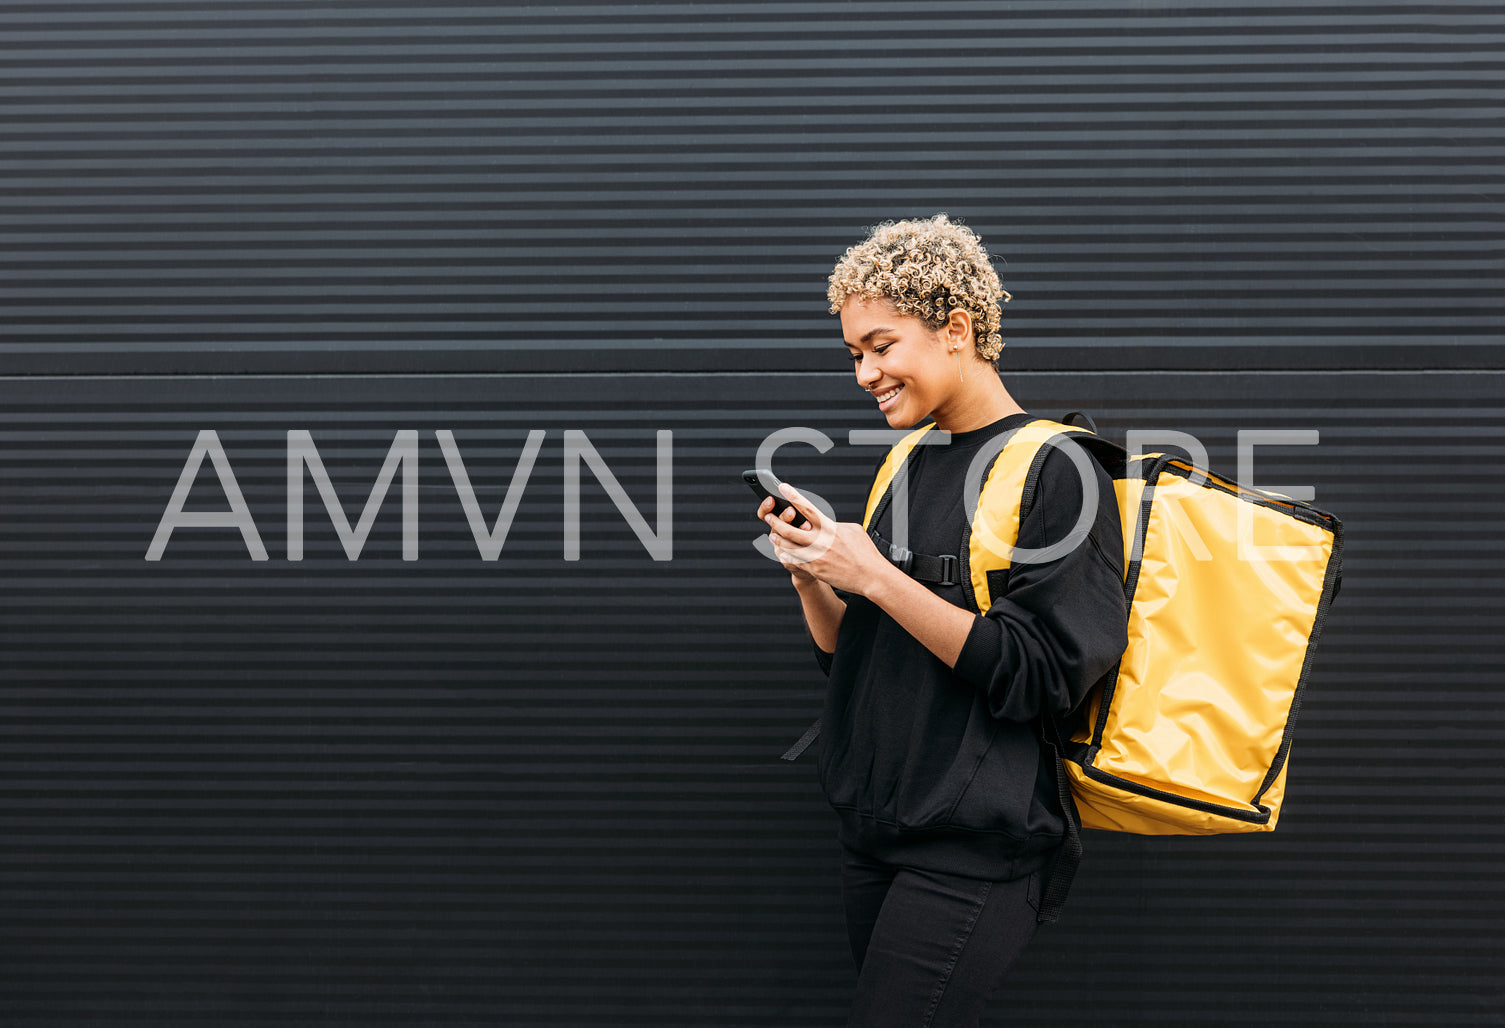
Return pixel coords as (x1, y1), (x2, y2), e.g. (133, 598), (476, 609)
(942, 308), (973, 350)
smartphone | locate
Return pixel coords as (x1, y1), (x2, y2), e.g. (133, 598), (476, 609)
(743, 468), (810, 528)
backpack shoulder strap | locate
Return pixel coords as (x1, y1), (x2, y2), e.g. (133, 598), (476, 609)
(861, 422), (939, 530)
(967, 419), (1100, 612)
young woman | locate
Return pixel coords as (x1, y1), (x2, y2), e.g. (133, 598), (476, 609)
(759, 214), (1129, 1027)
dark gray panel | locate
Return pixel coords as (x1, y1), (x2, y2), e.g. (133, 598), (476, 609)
(0, 370), (1499, 1024)
(1, 2), (1502, 374)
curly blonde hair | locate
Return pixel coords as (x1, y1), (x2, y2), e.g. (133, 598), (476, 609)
(827, 213), (1011, 361)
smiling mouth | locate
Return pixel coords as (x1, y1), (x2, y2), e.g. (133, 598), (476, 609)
(873, 385), (903, 404)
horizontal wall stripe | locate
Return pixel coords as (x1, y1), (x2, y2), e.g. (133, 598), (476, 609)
(2, 3), (1499, 375)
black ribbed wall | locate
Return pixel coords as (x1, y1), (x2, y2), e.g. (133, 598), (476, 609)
(1, 3), (1501, 1025)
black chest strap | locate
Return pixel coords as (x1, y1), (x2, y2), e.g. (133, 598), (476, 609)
(868, 528), (960, 587)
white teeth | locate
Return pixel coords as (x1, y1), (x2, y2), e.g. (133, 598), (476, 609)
(875, 386), (903, 402)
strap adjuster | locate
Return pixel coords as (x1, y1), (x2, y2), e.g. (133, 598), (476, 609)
(937, 554), (958, 587)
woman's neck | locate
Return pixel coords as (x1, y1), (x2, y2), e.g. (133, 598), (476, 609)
(929, 368), (1027, 433)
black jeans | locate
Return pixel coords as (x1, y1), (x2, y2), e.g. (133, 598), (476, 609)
(839, 843), (1041, 1028)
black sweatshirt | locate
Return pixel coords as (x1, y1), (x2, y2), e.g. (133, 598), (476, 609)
(813, 412), (1130, 880)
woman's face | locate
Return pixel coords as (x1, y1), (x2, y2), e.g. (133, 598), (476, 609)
(839, 295), (963, 430)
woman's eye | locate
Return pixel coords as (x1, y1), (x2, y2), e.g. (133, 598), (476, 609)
(846, 344), (890, 363)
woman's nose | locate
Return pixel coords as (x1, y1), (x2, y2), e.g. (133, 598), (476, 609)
(855, 356), (880, 386)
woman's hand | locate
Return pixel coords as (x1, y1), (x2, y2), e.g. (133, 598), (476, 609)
(757, 495), (817, 584)
(760, 482), (970, 666)
(763, 484), (894, 597)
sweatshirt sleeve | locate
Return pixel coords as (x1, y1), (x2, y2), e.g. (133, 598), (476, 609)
(952, 441), (1129, 722)
(812, 633), (834, 676)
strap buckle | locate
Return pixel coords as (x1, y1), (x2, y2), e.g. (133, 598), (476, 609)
(887, 542), (914, 574)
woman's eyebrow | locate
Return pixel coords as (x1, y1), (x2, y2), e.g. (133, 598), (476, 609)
(859, 326), (896, 344)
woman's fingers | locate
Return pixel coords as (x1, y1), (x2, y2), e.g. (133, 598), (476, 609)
(765, 502), (816, 540)
(777, 483), (822, 529)
(768, 526), (801, 569)
(764, 510), (802, 540)
(767, 504), (837, 574)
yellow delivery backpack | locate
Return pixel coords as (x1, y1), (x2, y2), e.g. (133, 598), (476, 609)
(856, 415), (1344, 839)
